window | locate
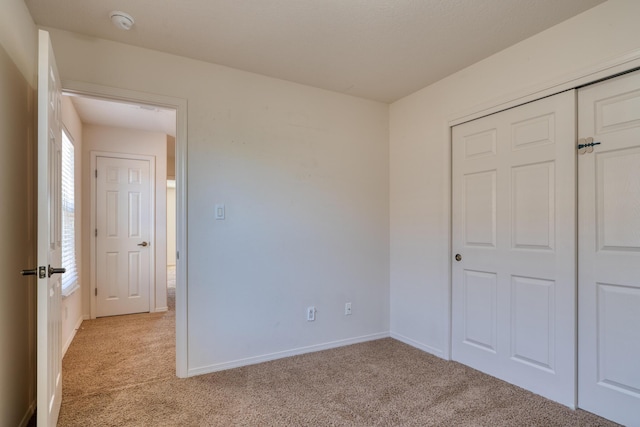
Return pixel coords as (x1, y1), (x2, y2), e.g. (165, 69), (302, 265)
(61, 129), (78, 295)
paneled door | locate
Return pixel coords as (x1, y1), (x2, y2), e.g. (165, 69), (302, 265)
(578, 70), (640, 426)
(96, 156), (152, 317)
(36, 30), (63, 427)
(452, 90), (576, 407)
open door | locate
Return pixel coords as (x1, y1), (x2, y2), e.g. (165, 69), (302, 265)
(35, 29), (64, 427)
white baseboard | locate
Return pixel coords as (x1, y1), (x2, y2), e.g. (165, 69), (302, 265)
(152, 306), (168, 313)
(188, 331), (390, 377)
(390, 332), (446, 359)
(62, 315), (84, 357)
(18, 399), (36, 427)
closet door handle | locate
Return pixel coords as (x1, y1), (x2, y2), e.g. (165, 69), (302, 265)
(455, 254), (462, 262)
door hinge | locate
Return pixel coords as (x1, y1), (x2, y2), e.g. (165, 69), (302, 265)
(95, 229), (98, 237)
(95, 169), (98, 178)
(176, 251), (179, 260)
(95, 288), (98, 297)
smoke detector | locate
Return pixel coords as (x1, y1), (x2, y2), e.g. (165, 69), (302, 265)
(110, 11), (135, 30)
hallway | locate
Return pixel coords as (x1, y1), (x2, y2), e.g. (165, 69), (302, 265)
(58, 289), (175, 425)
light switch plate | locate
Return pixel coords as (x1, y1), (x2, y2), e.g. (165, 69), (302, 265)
(215, 203), (225, 220)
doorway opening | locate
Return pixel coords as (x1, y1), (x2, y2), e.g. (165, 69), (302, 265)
(60, 82), (188, 378)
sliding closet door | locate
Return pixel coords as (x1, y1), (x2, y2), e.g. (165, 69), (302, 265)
(578, 70), (640, 426)
(452, 90), (576, 407)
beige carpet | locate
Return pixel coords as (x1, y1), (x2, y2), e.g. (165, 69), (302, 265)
(59, 291), (617, 426)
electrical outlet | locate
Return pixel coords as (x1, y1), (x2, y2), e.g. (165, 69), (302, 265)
(215, 203), (225, 220)
(307, 306), (316, 321)
(345, 302), (352, 316)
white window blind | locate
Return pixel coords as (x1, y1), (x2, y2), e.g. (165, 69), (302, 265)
(61, 130), (78, 293)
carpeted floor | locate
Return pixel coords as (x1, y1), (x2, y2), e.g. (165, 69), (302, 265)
(167, 265), (176, 289)
(58, 290), (618, 426)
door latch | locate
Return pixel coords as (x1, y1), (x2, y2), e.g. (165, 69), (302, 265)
(577, 137), (601, 154)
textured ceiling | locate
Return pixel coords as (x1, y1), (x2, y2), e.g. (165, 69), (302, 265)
(27, 0), (605, 103)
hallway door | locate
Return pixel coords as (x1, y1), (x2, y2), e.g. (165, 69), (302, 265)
(36, 30), (63, 427)
(96, 155), (153, 317)
(577, 69), (640, 426)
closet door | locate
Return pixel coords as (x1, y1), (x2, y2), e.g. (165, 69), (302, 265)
(452, 90), (576, 407)
(578, 70), (640, 426)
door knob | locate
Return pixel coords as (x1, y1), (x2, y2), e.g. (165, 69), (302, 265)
(137, 241), (149, 247)
(48, 266), (66, 277)
(455, 254), (462, 262)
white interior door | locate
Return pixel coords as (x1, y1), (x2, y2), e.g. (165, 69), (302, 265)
(452, 90), (576, 407)
(36, 29), (63, 427)
(578, 69), (640, 426)
(96, 156), (152, 317)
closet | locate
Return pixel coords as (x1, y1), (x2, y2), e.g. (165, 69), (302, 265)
(451, 70), (640, 426)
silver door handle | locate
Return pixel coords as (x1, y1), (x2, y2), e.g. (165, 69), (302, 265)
(137, 241), (149, 247)
(455, 254), (462, 262)
(21, 266), (47, 278)
(48, 266), (66, 277)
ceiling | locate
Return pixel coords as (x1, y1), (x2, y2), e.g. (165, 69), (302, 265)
(27, 0), (605, 103)
(68, 95), (176, 137)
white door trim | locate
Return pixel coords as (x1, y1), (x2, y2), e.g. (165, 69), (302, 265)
(62, 81), (189, 378)
(91, 152), (155, 318)
(442, 50), (640, 361)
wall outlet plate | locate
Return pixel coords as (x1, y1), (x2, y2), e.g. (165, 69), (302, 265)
(345, 302), (352, 315)
(215, 203), (225, 220)
(307, 306), (315, 321)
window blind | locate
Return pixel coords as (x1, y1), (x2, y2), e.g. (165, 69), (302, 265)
(61, 130), (78, 292)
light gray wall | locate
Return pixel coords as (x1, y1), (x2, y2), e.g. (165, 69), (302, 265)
(47, 28), (390, 374)
(0, 1), (37, 425)
(389, 0), (640, 357)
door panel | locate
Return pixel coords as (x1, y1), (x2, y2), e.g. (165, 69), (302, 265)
(463, 170), (496, 247)
(511, 112), (555, 150)
(578, 69), (640, 426)
(597, 284), (640, 393)
(36, 29), (62, 427)
(511, 161), (554, 250)
(452, 90), (576, 407)
(510, 276), (555, 371)
(462, 270), (497, 352)
(96, 156), (152, 317)
(597, 149), (640, 251)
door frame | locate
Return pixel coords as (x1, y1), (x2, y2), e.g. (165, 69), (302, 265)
(63, 81), (189, 378)
(445, 48), (640, 361)
(91, 152), (156, 318)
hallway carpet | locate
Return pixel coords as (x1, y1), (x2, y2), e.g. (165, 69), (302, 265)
(59, 292), (617, 426)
